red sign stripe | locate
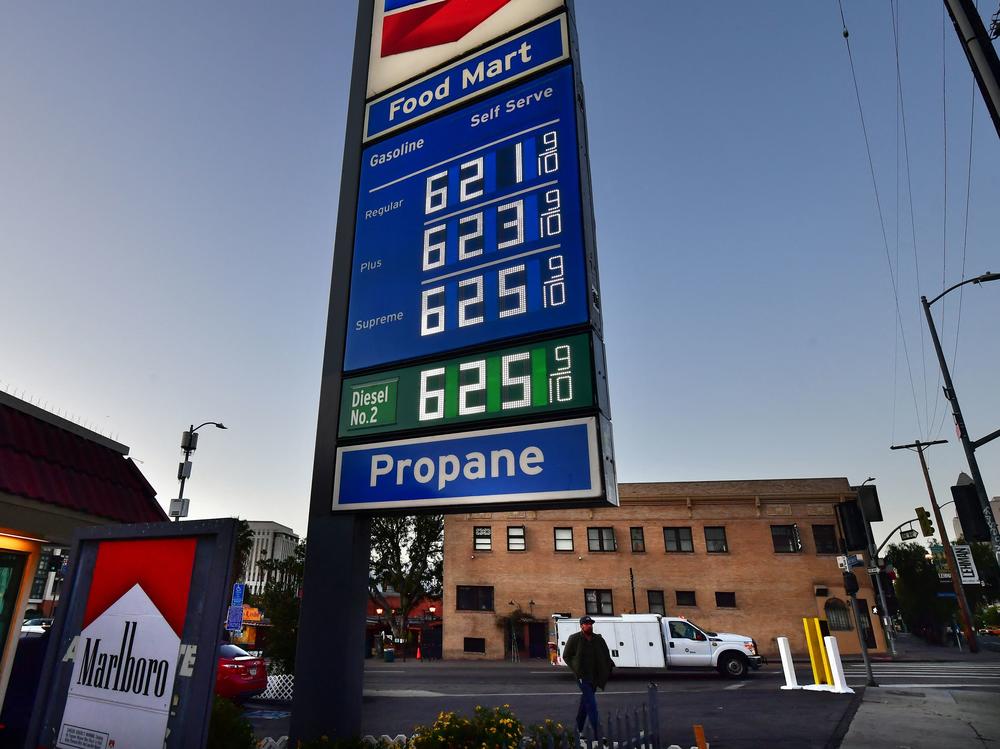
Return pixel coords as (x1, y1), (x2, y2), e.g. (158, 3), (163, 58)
(381, 0), (514, 57)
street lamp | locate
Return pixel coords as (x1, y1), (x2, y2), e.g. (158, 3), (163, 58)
(171, 421), (227, 521)
(921, 271), (1000, 566)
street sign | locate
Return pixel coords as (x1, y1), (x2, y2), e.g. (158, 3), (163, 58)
(952, 544), (981, 584)
(226, 604), (244, 632)
(168, 497), (189, 518)
(867, 567), (879, 574)
(900, 529), (918, 541)
(231, 582), (245, 606)
(334, 416), (608, 511)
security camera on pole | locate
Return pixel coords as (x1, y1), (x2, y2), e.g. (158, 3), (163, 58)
(170, 421), (227, 521)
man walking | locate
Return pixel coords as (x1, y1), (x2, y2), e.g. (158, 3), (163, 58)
(562, 615), (615, 735)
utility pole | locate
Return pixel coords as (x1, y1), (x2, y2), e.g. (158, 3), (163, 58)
(891, 439), (978, 653)
(922, 283), (1000, 568)
(942, 0), (1000, 138)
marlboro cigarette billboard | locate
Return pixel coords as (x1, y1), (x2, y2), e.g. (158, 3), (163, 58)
(27, 520), (237, 749)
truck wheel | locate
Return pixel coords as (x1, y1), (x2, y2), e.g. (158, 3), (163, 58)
(719, 652), (749, 679)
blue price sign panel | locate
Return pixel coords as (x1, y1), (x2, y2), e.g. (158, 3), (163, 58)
(334, 417), (603, 511)
(344, 65), (589, 372)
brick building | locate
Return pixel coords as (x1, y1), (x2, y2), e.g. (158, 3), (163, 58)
(442, 478), (886, 661)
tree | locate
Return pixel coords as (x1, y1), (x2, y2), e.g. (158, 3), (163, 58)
(886, 541), (954, 642)
(256, 540), (306, 674)
(234, 519), (254, 582)
(369, 515), (443, 643)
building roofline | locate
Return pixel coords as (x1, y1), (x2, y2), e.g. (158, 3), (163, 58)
(0, 390), (129, 455)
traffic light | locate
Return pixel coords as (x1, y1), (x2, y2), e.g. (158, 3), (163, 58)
(915, 506), (935, 537)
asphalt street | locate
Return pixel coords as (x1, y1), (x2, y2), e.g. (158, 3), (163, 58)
(246, 651), (1000, 747)
(248, 661), (858, 747)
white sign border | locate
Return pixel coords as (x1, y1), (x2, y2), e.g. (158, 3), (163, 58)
(332, 416), (600, 511)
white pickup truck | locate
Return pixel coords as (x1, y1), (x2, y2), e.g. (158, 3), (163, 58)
(554, 614), (763, 678)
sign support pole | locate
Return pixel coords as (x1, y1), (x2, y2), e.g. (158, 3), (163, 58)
(290, 0), (375, 742)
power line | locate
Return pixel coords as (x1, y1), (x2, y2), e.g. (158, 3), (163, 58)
(838, 0), (925, 438)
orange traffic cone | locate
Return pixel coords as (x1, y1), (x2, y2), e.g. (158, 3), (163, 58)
(416, 646), (422, 660)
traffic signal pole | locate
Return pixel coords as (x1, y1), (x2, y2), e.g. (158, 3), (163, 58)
(891, 439), (978, 653)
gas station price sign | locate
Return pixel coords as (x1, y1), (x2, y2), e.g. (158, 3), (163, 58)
(344, 65), (589, 372)
(339, 332), (595, 438)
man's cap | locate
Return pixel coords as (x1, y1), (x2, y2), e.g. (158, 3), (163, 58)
(579, 615), (594, 624)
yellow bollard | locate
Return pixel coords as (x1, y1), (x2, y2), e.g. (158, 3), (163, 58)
(813, 618), (833, 686)
(803, 617), (832, 685)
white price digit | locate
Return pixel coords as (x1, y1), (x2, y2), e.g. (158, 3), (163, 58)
(458, 276), (484, 327)
(548, 345), (573, 403)
(501, 352), (531, 409)
(418, 368), (445, 421)
(458, 360), (487, 415)
(537, 130), (559, 174)
(459, 156), (484, 201)
(423, 225), (446, 270)
(425, 171), (448, 214)
(539, 189), (562, 238)
(498, 264), (527, 318)
(420, 286), (445, 335)
(458, 213), (484, 260)
(543, 254), (566, 308)
(497, 199), (525, 250)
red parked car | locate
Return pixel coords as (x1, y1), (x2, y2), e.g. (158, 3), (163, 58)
(215, 644), (267, 701)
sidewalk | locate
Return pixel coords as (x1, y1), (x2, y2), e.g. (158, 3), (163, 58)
(839, 633), (1000, 748)
(871, 631), (1000, 661)
(840, 688), (1000, 748)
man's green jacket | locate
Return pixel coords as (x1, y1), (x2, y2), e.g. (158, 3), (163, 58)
(562, 631), (614, 689)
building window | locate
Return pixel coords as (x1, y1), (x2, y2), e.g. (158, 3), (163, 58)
(825, 599), (852, 630)
(770, 524), (801, 553)
(456, 585), (494, 611)
(715, 591), (737, 608)
(585, 588), (613, 615)
(812, 524), (838, 554)
(630, 527), (645, 552)
(663, 527), (693, 552)
(587, 527), (617, 552)
(507, 526), (526, 551)
(704, 526), (729, 553)
(675, 590), (697, 607)
(463, 637), (487, 653)
(647, 590), (665, 615)
(554, 527), (574, 551)
(474, 526), (492, 551)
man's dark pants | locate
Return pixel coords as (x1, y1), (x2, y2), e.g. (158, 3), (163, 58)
(575, 678), (600, 734)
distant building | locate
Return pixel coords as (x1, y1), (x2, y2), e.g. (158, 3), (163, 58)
(443, 478), (886, 661)
(245, 520), (299, 596)
(0, 391), (165, 712)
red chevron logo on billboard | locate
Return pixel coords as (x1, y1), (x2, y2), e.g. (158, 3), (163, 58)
(381, 0), (514, 57)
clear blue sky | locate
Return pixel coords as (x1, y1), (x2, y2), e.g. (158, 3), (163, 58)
(2, 1), (998, 549)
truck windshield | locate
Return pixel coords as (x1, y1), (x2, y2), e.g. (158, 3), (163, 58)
(686, 621), (717, 637)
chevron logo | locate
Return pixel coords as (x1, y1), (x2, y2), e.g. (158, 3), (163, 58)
(381, 0), (515, 57)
